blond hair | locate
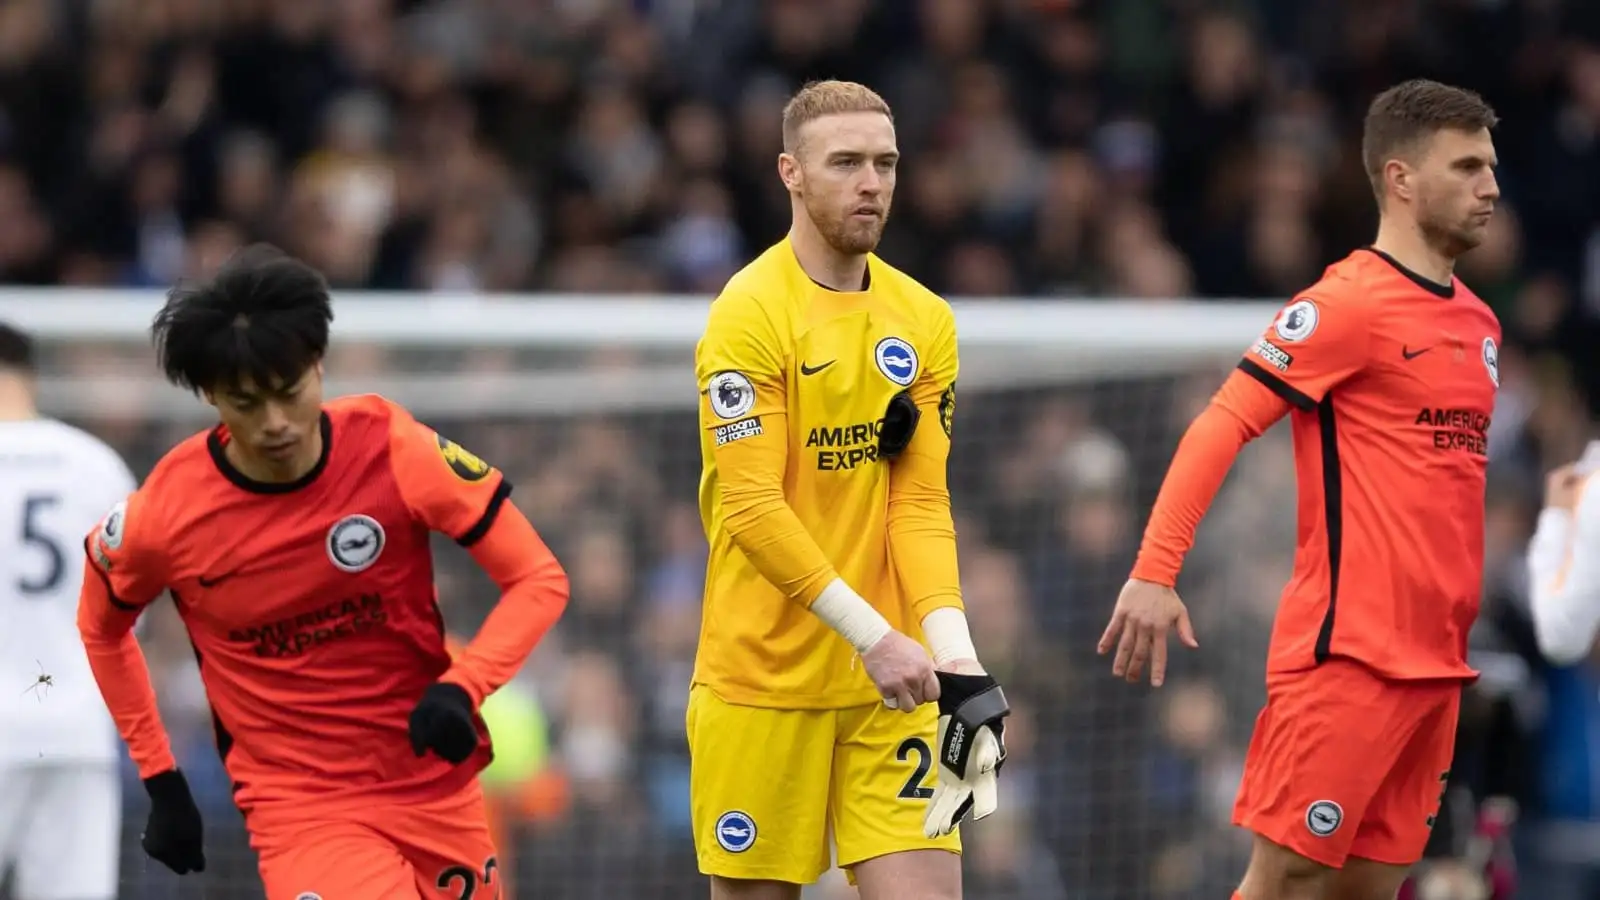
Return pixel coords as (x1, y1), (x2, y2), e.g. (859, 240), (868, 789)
(781, 80), (893, 154)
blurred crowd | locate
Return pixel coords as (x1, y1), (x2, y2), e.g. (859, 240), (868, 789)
(6, 0), (1600, 897)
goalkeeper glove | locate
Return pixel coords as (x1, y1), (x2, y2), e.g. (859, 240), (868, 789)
(878, 390), (920, 460)
(142, 769), (206, 874)
(408, 682), (480, 763)
(923, 670), (1010, 838)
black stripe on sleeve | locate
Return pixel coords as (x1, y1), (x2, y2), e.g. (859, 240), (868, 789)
(84, 537), (139, 612)
(1237, 358), (1317, 412)
(456, 478), (512, 548)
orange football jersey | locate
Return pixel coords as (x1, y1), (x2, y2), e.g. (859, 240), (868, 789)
(1238, 249), (1500, 679)
(83, 394), (511, 814)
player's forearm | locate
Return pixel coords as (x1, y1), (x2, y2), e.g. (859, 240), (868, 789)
(887, 428), (962, 619)
(446, 508), (570, 706)
(714, 417), (903, 652)
(1131, 373), (1282, 585)
(921, 606), (979, 666)
(1527, 507), (1600, 665)
(75, 570), (177, 778)
(717, 415), (841, 605)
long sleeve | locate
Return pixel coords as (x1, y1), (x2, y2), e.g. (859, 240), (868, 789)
(887, 305), (960, 619)
(385, 400), (569, 705)
(1527, 475), (1600, 665)
(440, 505), (570, 705)
(75, 492), (177, 779)
(698, 289), (842, 607)
(1130, 369), (1292, 586)
(713, 411), (841, 605)
(887, 426), (961, 618)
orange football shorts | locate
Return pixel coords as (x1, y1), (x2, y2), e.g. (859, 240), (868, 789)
(250, 780), (500, 900)
(1233, 656), (1461, 868)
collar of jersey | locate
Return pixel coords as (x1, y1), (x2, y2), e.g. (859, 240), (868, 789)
(807, 264), (871, 292)
(207, 412), (334, 495)
(1361, 247), (1455, 299)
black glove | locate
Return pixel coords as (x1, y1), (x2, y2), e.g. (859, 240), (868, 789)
(142, 769), (206, 874)
(408, 682), (479, 763)
(923, 671), (1010, 837)
(878, 390), (921, 460)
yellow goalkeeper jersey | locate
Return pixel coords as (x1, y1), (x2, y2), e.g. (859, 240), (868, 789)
(694, 237), (963, 709)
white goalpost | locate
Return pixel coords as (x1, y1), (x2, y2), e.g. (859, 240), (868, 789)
(3, 290), (1276, 417)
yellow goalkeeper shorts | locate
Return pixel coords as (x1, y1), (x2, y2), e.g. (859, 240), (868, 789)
(685, 684), (962, 884)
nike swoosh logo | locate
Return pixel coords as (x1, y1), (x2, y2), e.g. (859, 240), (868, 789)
(1401, 345), (1435, 360)
(800, 360), (835, 376)
(197, 571), (240, 588)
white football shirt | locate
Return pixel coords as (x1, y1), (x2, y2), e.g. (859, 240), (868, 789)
(1527, 440), (1600, 666)
(0, 418), (136, 763)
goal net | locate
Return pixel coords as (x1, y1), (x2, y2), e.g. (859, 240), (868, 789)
(10, 291), (1288, 900)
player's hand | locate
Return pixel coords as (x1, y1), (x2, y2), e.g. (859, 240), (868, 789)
(141, 769), (206, 874)
(1545, 463), (1581, 511)
(1098, 578), (1198, 687)
(923, 667), (1009, 838)
(861, 629), (939, 712)
(408, 682), (480, 763)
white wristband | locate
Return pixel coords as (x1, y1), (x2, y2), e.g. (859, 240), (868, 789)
(811, 578), (892, 654)
(921, 607), (978, 666)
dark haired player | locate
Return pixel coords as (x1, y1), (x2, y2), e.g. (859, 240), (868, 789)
(76, 245), (569, 899)
(1099, 80), (1503, 900)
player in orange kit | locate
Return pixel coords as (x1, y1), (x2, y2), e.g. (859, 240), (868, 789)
(1098, 80), (1502, 900)
(76, 245), (569, 900)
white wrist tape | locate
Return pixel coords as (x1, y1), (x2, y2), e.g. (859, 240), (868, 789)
(921, 607), (978, 666)
(811, 578), (892, 654)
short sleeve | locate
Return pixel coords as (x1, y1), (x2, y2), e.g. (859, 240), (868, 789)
(387, 407), (510, 547)
(696, 291), (788, 441)
(1238, 292), (1374, 409)
(85, 488), (168, 611)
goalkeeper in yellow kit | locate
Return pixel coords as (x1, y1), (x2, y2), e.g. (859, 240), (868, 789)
(688, 80), (1011, 900)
